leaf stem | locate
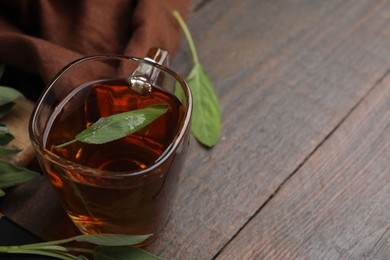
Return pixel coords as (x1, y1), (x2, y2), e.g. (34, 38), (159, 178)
(0, 246), (77, 260)
(173, 10), (199, 65)
(18, 237), (75, 249)
(66, 246), (95, 254)
(55, 139), (77, 149)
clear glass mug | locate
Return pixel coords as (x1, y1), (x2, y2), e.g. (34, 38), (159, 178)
(29, 48), (192, 245)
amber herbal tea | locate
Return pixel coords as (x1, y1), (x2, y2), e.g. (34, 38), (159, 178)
(30, 54), (192, 247)
(40, 78), (186, 240)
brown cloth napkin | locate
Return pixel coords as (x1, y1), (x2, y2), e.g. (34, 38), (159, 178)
(0, 0), (191, 85)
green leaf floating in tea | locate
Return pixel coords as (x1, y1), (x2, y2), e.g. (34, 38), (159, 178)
(56, 104), (169, 148)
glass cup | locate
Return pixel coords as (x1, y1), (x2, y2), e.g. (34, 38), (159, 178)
(29, 48), (192, 246)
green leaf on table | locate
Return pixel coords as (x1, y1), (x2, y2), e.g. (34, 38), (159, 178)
(56, 104), (169, 148)
(0, 86), (23, 119)
(172, 11), (221, 147)
(0, 102), (14, 120)
(0, 86), (24, 106)
(0, 146), (21, 156)
(0, 188), (5, 196)
(0, 233), (155, 259)
(72, 233), (151, 246)
(94, 246), (162, 260)
(187, 63), (221, 147)
(0, 160), (40, 190)
(0, 124), (14, 145)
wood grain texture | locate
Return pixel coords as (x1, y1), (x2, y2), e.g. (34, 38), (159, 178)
(1, 0), (390, 259)
(145, 0), (390, 258)
(0, 175), (79, 240)
(217, 61), (390, 260)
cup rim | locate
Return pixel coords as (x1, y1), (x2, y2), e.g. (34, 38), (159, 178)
(29, 54), (192, 178)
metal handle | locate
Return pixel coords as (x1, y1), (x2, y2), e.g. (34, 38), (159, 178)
(128, 47), (169, 95)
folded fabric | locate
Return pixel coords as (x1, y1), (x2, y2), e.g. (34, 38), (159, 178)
(0, 0), (192, 85)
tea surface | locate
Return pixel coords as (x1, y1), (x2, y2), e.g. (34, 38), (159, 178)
(45, 79), (184, 172)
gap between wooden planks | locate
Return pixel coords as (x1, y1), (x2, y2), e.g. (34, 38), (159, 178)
(216, 67), (390, 258)
(146, 0), (390, 258)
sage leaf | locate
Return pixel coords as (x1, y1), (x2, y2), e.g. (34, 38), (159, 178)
(0, 124), (14, 145)
(173, 11), (221, 147)
(0, 146), (21, 156)
(94, 246), (162, 260)
(187, 63), (221, 147)
(0, 233), (155, 259)
(56, 104), (168, 148)
(0, 160), (40, 194)
(25, 245), (70, 252)
(72, 233), (151, 246)
(0, 102), (14, 120)
(0, 86), (24, 106)
(18, 234), (151, 253)
(0, 245), (78, 259)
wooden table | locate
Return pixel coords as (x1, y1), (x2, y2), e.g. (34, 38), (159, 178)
(1, 0), (390, 258)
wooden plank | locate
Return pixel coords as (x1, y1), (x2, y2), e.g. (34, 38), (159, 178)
(216, 58), (390, 260)
(0, 0), (389, 259)
(144, 0), (390, 258)
(0, 175), (79, 240)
